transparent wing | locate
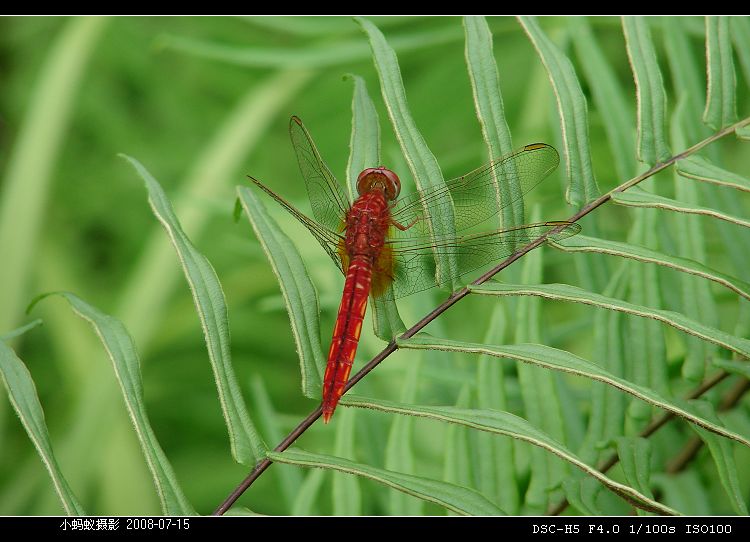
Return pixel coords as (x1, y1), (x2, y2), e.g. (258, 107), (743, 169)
(390, 143), (560, 236)
(289, 116), (351, 233)
(383, 221), (580, 299)
(248, 175), (346, 274)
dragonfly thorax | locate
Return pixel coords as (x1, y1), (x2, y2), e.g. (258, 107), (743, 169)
(356, 167), (401, 201)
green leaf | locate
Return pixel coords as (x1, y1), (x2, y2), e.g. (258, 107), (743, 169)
(345, 73), (405, 340)
(687, 400), (748, 515)
(345, 74), (381, 199)
(385, 357), (423, 515)
(622, 17), (671, 164)
(570, 16), (637, 180)
(443, 384), (473, 515)
(397, 334), (750, 449)
(551, 233), (750, 303)
(712, 358), (750, 379)
(33, 292), (195, 515)
(652, 472), (711, 515)
(158, 25), (464, 69)
(224, 507), (265, 516)
(580, 266), (627, 465)
(475, 306), (518, 513)
(615, 437), (654, 515)
(357, 16), (459, 291)
(342, 395), (677, 515)
(676, 155), (750, 193)
(562, 477), (606, 515)
(250, 376), (302, 510)
(291, 469), (326, 515)
(118, 70), (311, 350)
(513, 206), (566, 513)
(0, 341), (86, 515)
(624, 208), (666, 425)
(613, 189), (750, 231)
(463, 16), (523, 229)
(663, 18), (713, 146)
(122, 155), (266, 465)
(671, 106), (717, 383)
(237, 185), (326, 398)
(0, 17), (106, 334)
(519, 16), (599, 206)
(473, 282), (750, 359)
(332, 408), (362, 515)
(704, 17), (738, 129)
(268, 448), (506, 516)
(731, 17), (750, 87)
(0, 319), (43, 342)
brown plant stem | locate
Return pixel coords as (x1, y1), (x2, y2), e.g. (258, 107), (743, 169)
(215, 117), (750, 516)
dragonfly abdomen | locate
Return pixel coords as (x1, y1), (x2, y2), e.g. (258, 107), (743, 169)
(322, 254), (373, 423)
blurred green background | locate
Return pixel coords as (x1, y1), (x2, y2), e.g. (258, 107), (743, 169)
(1, 16), (749, 516)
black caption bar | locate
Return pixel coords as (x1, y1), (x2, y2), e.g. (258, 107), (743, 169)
(0, 515), (748, 537)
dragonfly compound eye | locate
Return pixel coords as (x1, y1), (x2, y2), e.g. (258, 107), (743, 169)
(357, 167), (401, 200)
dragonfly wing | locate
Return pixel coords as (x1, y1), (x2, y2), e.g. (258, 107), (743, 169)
(383, 221), (580, 299)
(248, 175), (346, 274)
(390, 143), (560, 236)
(289, 116), (351, 233)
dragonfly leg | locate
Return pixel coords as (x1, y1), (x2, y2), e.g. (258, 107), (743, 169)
(391, 216), (419, 231)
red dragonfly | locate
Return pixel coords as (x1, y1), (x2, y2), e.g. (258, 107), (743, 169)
(249, 116), (580, 423)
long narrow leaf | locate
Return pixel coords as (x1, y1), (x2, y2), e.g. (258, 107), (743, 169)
(704, 17), (737, 129)
(676, 155), (750, 192)
(342, 395), (677, 515)
(0, 341), (85, 515)
(357, 17), (459, 290)
(514, 206), (566, 513)
(579, 266), (628, 464)
(613, 189), (750, 230)
(472, 283), (750, 358)
(464, 16), (522, 228)
(397, 335), (750, 449)
(686, 400), (748, 515)
(268, 448), (505, 516)
(385, 357), (423, 515)
(159, 25), (464, 69)
(0, 17), (106, 334)
(0, 319), (43, 342)
(291, 469), (326, 515)
(712, 359), (750, 379)
(250, 376), (302, 510)
(551, 234), (750, 302)
(672, 106), (717, 383)
(475, 306), (518, 513)
(443, 384), (473, 516)
(570, 16), (637, 180)
(622, 17), (671, 164)
(117, 70), (311, 350)
(237, 186), (326, 398)
(616, 437), (654, 516)
(34, 293), (195, 515)
(122, 155), (266, 465)
(332, 408), (362, 515)
(518, 16), (599, 206)
(345, 73), (405, 339)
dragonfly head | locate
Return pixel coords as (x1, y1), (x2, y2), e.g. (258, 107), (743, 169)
(357, 167), (401, 201)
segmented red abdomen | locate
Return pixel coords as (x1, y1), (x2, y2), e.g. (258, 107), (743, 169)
(322, 190), (391, 423)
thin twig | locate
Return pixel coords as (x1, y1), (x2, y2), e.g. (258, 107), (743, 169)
(215, 117), (750, 516)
